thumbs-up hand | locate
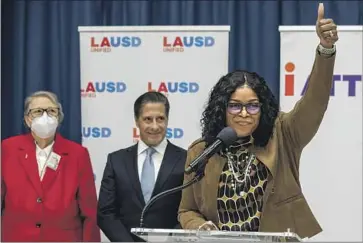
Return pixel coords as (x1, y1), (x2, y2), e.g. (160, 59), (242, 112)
(315, 3), (338, 48)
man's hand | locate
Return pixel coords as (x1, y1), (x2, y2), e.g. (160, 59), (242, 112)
(315, 3), (339, 48)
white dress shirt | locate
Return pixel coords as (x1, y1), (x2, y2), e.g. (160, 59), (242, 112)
(137, 138), (168, 182)
(35, 141), (54, 180)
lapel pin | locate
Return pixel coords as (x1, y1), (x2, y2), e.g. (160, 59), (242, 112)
(25, 154), (28, 159)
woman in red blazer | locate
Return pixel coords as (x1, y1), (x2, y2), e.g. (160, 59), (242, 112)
(1, 91), (100, 242)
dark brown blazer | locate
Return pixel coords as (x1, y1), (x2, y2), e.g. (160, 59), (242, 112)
(178, 47), (336, 239)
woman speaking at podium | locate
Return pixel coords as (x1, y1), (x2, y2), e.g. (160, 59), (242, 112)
(178, 3), (338, 240)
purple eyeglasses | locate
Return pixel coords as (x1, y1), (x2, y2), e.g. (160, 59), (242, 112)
(227, 102), (261, 115)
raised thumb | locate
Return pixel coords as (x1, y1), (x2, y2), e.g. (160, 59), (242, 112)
(317, 3), (324, 21)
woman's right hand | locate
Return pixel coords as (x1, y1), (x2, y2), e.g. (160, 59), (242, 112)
(198, 221), (219, 231)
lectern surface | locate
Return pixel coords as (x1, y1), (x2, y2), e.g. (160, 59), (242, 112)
(131, 228), (303, 242)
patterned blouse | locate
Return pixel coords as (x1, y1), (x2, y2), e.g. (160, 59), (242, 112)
(217, 143), (269, 231)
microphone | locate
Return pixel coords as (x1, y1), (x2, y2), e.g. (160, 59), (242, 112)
(184, 127), (238, 175)
(137, 127), (237, 230)
(139, 172), (205, 229)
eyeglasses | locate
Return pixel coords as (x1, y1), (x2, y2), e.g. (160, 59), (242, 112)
(28, 107), (59, 118)
(227, 102), (261, 115)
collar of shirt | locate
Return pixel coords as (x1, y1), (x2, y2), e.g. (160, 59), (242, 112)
(137, 138), (168, 156)
(35, 140), (55, 158)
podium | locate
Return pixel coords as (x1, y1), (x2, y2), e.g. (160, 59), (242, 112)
(131, 228), (303, 242)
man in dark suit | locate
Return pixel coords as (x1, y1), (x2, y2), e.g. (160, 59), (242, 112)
(97, 91), (187, 242)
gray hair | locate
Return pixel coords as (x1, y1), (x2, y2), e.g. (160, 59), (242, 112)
(24, 90), (64, 124)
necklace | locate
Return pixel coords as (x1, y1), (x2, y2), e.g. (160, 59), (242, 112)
(223, 147), (255, 197)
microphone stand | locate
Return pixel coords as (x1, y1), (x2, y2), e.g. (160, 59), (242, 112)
(139, 168), (206, 229)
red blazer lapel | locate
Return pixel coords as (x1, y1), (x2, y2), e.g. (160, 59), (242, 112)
(17, 134), (43, 196)
(41, 133), (69, 191)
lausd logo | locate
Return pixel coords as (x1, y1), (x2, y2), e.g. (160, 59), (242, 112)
(284, 62), (361, 97)
(163, 36), (214, 52)
(132, 127), (184, 143)
(148, 81), (199, 96)
(90, 36), (141, 53)
(81, 81), (127, 98)
(82, 127), (112, 138)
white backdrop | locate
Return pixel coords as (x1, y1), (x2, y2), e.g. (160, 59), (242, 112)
(78, 25), (230, 241)
(279, 26), (362, 241)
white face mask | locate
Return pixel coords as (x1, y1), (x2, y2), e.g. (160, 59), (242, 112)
(30, 113), (58, 139)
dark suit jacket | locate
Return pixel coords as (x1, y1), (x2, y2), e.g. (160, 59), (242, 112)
(97, 140), (187, 242)
(1, 133), (100, 242)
